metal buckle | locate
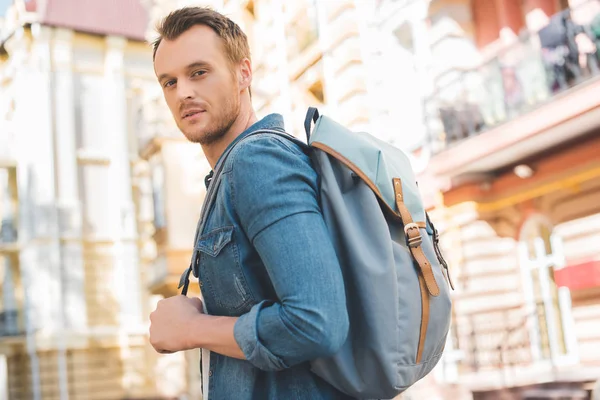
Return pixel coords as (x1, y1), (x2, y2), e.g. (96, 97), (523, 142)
(404, 222), (422, 248)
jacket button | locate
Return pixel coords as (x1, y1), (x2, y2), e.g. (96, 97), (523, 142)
(208, 370), (213, 377)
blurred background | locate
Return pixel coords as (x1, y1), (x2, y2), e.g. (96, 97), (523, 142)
(1, 0), (600, 399)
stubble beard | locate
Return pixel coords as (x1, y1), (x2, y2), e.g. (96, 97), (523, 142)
(184, 93), (241, 146)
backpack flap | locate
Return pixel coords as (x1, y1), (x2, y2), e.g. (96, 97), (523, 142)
(308, 115), (426, 225)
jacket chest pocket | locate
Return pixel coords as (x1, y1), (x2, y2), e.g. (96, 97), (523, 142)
(196, 226), (253, 313)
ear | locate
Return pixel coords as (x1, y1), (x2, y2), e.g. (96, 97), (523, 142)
(238, 58), (252, 92)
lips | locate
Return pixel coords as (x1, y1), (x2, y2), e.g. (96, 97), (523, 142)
(181, 109), (205, 119)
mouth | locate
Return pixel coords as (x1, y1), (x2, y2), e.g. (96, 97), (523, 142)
(182, 110), (205, 120)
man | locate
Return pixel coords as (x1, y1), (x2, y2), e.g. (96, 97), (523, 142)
(148, 6), (351, 400)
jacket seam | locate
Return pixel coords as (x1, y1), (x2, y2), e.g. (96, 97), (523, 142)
(222, 134), (301, 174)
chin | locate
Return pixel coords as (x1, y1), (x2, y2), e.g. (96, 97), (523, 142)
(184, 132), (206, 144)
(178, 123), (204, 142)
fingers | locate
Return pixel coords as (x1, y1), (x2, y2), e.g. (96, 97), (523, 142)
(149, 332), (175, 354)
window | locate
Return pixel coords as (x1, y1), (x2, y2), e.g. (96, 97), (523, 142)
(74, 73), (114, 239)
(518, 215), (576, 364)
(79, 163), (112, 239)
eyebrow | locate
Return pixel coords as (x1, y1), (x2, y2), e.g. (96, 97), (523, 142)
(158, 61), (211, 83)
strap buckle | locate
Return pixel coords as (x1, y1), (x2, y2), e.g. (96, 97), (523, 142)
(404, 222), (422, 248)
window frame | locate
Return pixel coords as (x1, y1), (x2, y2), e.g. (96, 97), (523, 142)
(517, 214), (578, 366)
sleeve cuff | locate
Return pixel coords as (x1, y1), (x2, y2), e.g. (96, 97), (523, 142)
(233, 300), (289, 371)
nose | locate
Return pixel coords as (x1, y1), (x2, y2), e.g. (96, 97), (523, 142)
(176, 78), (195, 101)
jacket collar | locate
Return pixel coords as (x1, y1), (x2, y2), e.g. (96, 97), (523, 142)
(205, 113), (286, 188)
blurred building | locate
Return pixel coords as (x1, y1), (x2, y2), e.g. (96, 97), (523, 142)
(0, 0), (181, 399)
(418, 0), (600, 398)
(137, 0), (600, 399)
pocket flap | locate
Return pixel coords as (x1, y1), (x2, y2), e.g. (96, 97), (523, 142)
(196, 226), (234, 257)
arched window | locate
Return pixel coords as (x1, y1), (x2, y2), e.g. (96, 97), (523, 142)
(518, 214), (576, 364)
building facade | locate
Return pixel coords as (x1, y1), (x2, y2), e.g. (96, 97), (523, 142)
(139, 0), (600, 399)
(416, 0), (600, 398)
(0, 0), (179, 399)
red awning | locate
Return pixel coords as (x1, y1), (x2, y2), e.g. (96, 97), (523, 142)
(555, 259), (600, 290)
(40, 0), (148, 41)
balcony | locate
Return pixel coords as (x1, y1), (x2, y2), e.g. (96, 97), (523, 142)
(424, 4), (600, 181)
(452, 303), (600, 392)
(454, 306), (533, 379)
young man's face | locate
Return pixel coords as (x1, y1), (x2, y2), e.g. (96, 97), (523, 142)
(154, 25), (241, 145)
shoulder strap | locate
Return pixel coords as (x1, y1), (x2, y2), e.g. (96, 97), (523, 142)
(304, 107), (320, 142)
(179, 129), (303, 295)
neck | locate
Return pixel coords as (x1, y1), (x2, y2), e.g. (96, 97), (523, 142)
(202, 98), (257, 169)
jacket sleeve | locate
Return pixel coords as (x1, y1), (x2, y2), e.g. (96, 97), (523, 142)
(229, 136), (349, 371)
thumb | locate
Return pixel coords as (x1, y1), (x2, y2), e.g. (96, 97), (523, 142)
(190, 297), (204, 311)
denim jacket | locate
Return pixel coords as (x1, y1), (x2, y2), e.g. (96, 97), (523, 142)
(193, 114), (352, 400)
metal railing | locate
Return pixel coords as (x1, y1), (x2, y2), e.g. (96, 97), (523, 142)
(452, 298), (574, 387)
(455, 307), (534, 376)
(424, 1), (600, 154)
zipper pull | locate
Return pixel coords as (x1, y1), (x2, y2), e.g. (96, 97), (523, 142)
(428, 213), (455, 291)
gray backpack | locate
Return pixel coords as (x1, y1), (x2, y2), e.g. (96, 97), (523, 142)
(179, 107), (454, 400)
(303, 107), (454, 399)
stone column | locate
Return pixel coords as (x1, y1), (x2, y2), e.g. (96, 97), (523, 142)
(13, 22), (60, 400)
(52, 27), (87, 332)
(104, 35), (142, 329)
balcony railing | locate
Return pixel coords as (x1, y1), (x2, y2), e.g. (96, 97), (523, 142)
(0, 310), (23, 337)
(452, 299), (575, 385)
(424, 2), (600, 155)
(455, 307), (533, 377)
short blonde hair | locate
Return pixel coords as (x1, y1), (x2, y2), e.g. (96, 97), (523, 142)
(152, 6), (251, 68)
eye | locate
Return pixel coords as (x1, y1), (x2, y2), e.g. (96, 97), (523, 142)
(163, 79), (176, 88)
(192, 70), (206, 77)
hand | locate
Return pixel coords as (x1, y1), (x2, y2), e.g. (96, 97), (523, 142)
(149, 295), (204, 354)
